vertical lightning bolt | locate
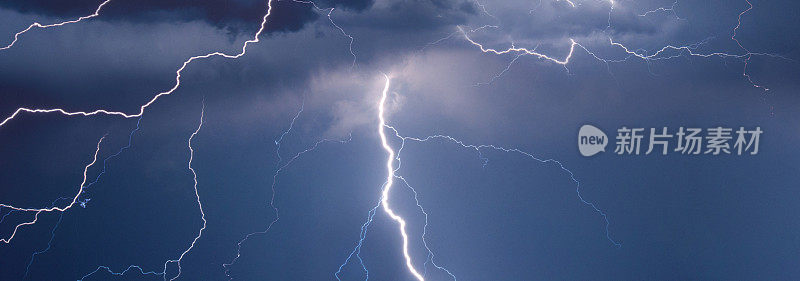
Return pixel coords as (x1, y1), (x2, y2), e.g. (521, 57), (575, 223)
(24, 214), (63, 279)
(731, 0), (770, 97)
(336, 199), (380, 280)
(1, 0), (113, 51)
(79, 103), (206, 280)
(394, 176), (457, 280)
(275, 100), (304, 165)
(223, 100), (351, 279)
(327, 8), (357, 69)
(348, 73), (619, 281)
(339, 73), (618, 281)
(377, 75), (425, 281)
(23, 197), (70, 279)
(164, 102), (207, 281)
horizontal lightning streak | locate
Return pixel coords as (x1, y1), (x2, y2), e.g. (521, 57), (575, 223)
(638, 1), (680, 18)
(453, 0), (784, 98)
(0, 0), (275, 129)
(0, 0), (113, 51)
(459, 26), (577, 67)
(0, 136), (105, 244)
(78, 265), (164, 281)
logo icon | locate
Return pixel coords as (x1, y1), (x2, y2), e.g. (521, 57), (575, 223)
(578, 125), (608, 157)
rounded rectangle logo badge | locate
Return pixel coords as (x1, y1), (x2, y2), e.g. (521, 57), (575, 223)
(578, 125), (608, 157)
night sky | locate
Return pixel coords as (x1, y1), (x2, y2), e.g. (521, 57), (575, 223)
(1, 0), (799, 280)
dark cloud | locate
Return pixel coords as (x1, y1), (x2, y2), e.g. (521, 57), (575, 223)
(0, 0), (374, 35)
(2, 0), (267, 25)
(334, 0), (476, 31)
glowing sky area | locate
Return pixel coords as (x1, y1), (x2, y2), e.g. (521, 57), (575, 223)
(0, 0), (799, 280)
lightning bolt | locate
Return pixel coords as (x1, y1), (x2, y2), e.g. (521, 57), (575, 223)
(0, 0), (360, 130)
(340, 75), (456, 281)
(1, 0), (792, 279)
(23, 197), (70, 279)
(79, 103), (206, 281)
(0, 136), (105, 244)
(459, 26), (577, 69)
(327, 7), (358, 69)
(472, 0), (499, 21)
(474, 52), (526, 86)
(731, 0), (770, 98)
(336, 201), (380, 280)
(223, 101), (352, 279)
(79, 265), (164, 281)
(0, 0), (275, 129)
(23, 214), (62, 279)
(1, 0), (363, 276)
(78, 116), (144, 208)
(340, 74), (620, 281)
(1, 0), (113, 51)
(638, 0), (681, 19)
(376, 75), (426, 281)
(163, 102), (207, 281)
(291, 0), (357, 68)
(394, 176), (457, 280)
(452, 0), (785, 110)
(275, 100), (305, 165)
(387, 130), (621, 247)
(0, 0), (277, 250)
(0, 114), (143, 247)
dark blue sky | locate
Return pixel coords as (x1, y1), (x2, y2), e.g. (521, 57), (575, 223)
(0, 0), (799, 280)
